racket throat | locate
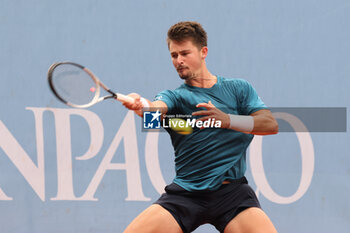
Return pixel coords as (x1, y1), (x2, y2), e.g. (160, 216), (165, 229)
(106, 89), (117, 99)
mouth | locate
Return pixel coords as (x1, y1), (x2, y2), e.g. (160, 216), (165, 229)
(177, 66), (188, 72)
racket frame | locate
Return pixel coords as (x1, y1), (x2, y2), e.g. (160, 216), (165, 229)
(48, 62), (133, 108)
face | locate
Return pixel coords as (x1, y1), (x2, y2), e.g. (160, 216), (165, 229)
(168, 39), (207, 80)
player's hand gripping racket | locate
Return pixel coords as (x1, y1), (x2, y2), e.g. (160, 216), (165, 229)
(47, 62), (135, 108)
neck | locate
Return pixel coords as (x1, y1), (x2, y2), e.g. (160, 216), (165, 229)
(185, 68), (217, 88)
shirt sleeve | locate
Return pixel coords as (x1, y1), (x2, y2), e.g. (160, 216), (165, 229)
(154, 90), (178, 113)
(236, 79), (268, 115)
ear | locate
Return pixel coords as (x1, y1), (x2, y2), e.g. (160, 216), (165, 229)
(200, 46), (208, 59)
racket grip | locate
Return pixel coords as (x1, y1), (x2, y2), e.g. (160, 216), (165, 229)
(116, 93), (135, 104)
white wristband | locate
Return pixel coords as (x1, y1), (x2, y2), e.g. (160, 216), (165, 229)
(228, 114), (254, 132)
(140, 97), (150, 108)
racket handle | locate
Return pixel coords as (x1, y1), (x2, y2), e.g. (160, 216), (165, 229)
(116, 93), (135, 104)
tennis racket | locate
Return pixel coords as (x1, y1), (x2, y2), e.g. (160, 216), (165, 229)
(47, 62), (135, 108)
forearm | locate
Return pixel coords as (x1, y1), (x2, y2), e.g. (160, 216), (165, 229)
(133, 97), (150, 117)
(193, 103), (278, 135)
(228, 110), (278, 135)
(251, 114), (279, 135)
(124, 95), (167, 118)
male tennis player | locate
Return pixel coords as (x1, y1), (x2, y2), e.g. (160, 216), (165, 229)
(123, 21), (278, 233)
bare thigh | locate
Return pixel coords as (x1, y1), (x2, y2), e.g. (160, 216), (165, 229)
(223, 207), (277, 233)
(123, 204), (183, 233)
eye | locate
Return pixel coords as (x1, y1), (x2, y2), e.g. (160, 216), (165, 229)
(171, 53), (178, 59)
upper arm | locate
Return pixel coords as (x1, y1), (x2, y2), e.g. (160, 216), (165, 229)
(250, 109), (279, 134)
(151, 100), (168, 114)
(250, 109), (273, 118)
(236, 79), (267, 115)
(250, 109), (277, 124)
(154, 89), (179, 114)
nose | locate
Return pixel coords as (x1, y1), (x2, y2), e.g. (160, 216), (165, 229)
(176, 55), (184, 65)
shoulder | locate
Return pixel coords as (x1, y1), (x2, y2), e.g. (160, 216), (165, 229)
(155, 85), (187, 97)
(154, 85), (190, 104)
(219, 76), (253, 91)
(221, 77), (250, 86)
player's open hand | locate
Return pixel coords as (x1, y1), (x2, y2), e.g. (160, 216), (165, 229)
(192, 101), (230, 128)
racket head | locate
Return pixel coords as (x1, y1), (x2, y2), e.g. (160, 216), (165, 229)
(48, 62), (101, 108)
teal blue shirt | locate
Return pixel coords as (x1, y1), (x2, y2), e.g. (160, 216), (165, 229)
(154, 77), (267, 191)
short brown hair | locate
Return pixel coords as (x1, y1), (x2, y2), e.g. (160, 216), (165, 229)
(167, 21), (207, 49)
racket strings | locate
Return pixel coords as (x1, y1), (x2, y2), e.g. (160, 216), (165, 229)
(51, 64), (98, 106)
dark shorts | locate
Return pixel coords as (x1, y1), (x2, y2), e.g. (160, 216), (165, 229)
(154, 177), (261, 233)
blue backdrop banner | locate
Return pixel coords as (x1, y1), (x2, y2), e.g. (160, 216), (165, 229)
(0, 1), (349, 232)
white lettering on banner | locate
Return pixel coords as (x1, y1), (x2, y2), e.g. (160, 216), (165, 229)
(0, 188), (12, 200)
(48, 108), (104, 200)
(0, 108), (45, 201)
(80, 111), (150, 201)
(0, 108), (149, 201)
(145, 131), (166, 194)
(0, 120), (21, 200)
(250, 112), (314, 204)
(0, 108), (314, 204)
